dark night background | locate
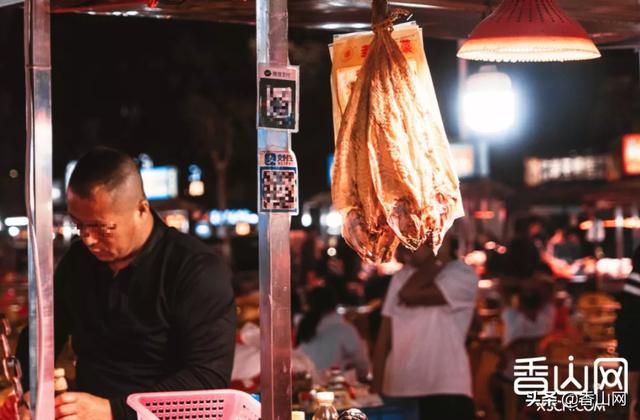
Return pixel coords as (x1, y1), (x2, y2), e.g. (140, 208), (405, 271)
(0, 5), (639, 215)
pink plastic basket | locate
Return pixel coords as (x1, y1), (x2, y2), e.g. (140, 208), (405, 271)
(126, 389), (261, 420)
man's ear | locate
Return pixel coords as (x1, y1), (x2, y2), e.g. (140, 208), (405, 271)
(137, 199), (150, 216)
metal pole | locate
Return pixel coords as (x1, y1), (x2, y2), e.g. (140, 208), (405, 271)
(24, 0), (55, 414)
(477, 138), (489, 177)
(457, 39), (468, 143)
(256, 0), (292, 418)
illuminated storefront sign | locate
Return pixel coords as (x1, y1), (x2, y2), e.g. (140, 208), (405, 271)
(622, 134), (640, 176)
(524, 155), (615, 187)
(209, 209), (259, 226)
(141, 166), (179, 200)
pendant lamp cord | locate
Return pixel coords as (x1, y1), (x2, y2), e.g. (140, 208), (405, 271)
(482, 0), (494, 19)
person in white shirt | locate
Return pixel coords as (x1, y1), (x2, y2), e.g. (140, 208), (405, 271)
(372, 231), (478, 420)
(296, 287), (371, 383)
(502, 284), (555, 347)
(231, 322), (318, 392)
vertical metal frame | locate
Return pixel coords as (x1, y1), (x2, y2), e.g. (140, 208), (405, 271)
(256, 0), (293, 418)
(24, 0), (55, 414)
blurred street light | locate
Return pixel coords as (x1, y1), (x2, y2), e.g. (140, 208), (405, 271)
(461, 65), (517, 177)
(462, 65), (516, 135)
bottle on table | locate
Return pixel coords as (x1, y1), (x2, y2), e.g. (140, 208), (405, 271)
(326, 369), (352, 410)
(54, 368), (68, 396)
(292, 411), (306, 420)
(312, 391), (338, 420)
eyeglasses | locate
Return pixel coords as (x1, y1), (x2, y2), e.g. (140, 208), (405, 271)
(71, 221), (117, 238)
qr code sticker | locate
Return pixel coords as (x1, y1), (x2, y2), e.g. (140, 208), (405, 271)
(258, 76), (298, 131)
(267, 86), (292, 119)
(260, 168), (298, 212)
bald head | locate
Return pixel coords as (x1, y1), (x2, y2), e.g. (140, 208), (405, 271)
(68, 147), (145, 206)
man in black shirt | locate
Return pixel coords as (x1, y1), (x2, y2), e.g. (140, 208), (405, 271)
(16, 147), (236, 419)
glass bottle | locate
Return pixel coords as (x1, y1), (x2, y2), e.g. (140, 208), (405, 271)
(54, 368), (68, 396)
(312, 391), (338, 420)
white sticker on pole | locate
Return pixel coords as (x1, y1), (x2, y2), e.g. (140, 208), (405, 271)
(257, 64), (299, 132)
(258, 150), (299, 214)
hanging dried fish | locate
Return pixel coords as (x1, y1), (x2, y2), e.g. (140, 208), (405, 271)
(331, 3), (463, 262)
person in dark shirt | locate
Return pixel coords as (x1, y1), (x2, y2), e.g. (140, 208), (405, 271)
(15, 147), (236, 420)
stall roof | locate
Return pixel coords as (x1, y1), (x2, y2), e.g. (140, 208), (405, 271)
(0, 0), (629, 49)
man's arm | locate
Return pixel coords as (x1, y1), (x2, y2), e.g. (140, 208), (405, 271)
(26, 244), (120, 420)
(153, 254), (236, 390)
(371, 316), (391, 394)
(397, 264), (447, 307)
(109, 253), (236, 420)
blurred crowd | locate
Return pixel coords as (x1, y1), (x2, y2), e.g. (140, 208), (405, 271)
(1, 212), (639, 419)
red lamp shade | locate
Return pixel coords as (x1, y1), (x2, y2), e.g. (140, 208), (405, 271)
(457, 0), (601, 62)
